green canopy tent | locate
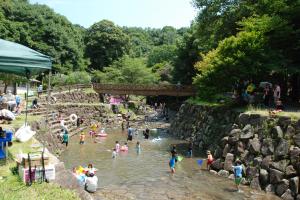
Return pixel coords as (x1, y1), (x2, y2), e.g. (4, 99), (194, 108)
(0, 39), (52, 125)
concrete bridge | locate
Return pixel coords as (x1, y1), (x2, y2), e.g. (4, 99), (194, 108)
(93, 83), (196, 96)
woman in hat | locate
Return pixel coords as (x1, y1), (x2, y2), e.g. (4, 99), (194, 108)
(206, 150), (214, 170)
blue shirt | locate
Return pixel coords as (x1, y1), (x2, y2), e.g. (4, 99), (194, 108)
(169, 157), (176, 168)
(16, 96), (21, 103)
(233, 165), (243, 177)
(128, 128), (133, 136)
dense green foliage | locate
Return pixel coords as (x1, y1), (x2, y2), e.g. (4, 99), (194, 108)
(85, 20), (130, 70)
(173, 0), (300, 100)
(0, 0), (88, 72)
(2, 0), (298, 99)
(93, 56), (159, 84)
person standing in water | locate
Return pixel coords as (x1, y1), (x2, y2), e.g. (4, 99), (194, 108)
(115, 141), (120, 152)
(127, 126), (133, 141)
(62, 129), (69, 147)
(136, 141), (141, 154)
(171, 145), (178, 162)
(169, 155), (176, 174)
(79, 132), (85, 145)
(112, 149), (117, 158)
(233, 160), (243, 192)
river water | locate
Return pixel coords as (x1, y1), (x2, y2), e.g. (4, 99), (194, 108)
(60, 129), (279, 200)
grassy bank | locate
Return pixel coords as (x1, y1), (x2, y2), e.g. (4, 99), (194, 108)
(0, 113), (80, 200)
(0, 160), (79, 200)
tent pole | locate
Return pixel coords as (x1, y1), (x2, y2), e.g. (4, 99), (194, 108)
(25, 81), (29, 126)
(46, 70), (51, 122)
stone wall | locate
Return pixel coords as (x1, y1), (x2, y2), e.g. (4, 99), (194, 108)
(170, 103), (240, 150)
(47, 92), (100, 103)
(171, 103), (300, 199)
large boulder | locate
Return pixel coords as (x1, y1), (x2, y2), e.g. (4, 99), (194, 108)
(277, 116), (292, 131)
(228, 135), (239, 145)
(275, 139), (289, 159)
(224, 153), (234, 171)
(281, 189), (294, 200)
(221, 136), (229, 148)
(285, 125), (296, 139)
(286, 165), (297, 177)
(261, 138), (275, 156)
(246, 167), (258, 180)
(270, 160), (289, 173)
(261, 156), (273, 170)
(293, 133), (300, 147)
(253, 157), (262, 167)
(289, 177), (299, 196)
(238, 113), (250, 126)
(240, 124), (254, 140)
(275, 179), (289, 196)
(250, 176), (261, 191)
(269, 168), (284, 184)
(259, 169), (269, 189)
(290, 147), (300, 166)
(272, 126), (284, 139)
(249, 138), (261, 154)
(211, 159), (223, 171)
(229, 129), (242, 137)
(218, 170), (229, 178)
(222, 144), (231, 158)
(235, 141), (245, 155)
(265, 184), (275, 193)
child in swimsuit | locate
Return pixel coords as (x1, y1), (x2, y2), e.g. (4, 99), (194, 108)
(207, 150), (213, 170)
(115, 141), (120, 152)
(169, 156), (176, 173)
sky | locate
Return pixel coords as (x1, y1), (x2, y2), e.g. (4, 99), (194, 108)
(29, 0), (197, 28)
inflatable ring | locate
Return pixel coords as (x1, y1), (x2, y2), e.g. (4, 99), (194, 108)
(69, 114), (78, 122)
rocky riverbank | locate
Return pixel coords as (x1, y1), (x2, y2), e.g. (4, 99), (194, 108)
(170, 103), (300, 199)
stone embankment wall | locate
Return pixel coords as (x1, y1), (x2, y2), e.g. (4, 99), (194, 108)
(171, 103), (300, 200)
(44, 91), (100, 103)
(170, 103), (240, 150)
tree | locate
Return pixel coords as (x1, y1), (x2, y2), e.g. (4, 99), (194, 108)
(0, 0), (88, 72)
(93, 56), (159, 84)
(193, 15), (288, 99)
(85, 20), (130, 70)
(147, 45), (177, 67)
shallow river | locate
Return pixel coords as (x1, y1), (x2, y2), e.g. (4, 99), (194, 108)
(60, 129), (279, 200)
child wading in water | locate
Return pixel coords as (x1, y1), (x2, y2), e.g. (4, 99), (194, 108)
(136, 141), (141, 154)
(62, 129), (69, 147)
(233, 160), (243, 192)
(169, 155), (176, 174)
(112, 148), (117, 158)
(206, 150), (214, 170)
(79, 132), (85, 145)
(115, 141), (120, 153)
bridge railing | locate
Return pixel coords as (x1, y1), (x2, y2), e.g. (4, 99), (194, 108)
(92, 83), (196, 96)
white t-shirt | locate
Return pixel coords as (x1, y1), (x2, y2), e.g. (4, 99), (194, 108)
(112, 151), (117, 158)
(85, 176), (98, 193)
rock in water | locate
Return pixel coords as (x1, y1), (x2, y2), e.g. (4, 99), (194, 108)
(290, 177), (299, 196)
